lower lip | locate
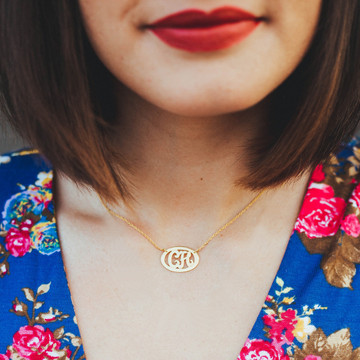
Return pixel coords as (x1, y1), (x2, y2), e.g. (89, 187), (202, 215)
(148, 20), (261, 52)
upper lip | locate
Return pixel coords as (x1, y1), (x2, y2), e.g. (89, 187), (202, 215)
(146, 6), (262, 28)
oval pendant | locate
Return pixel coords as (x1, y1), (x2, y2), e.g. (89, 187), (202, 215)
(160, 246), (200, 273)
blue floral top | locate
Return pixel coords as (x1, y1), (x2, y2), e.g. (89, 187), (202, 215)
(1, 140), (360, 360)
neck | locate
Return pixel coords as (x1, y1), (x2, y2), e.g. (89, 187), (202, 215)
(111, 83), (269, 222)
(55, 85), (310, 250)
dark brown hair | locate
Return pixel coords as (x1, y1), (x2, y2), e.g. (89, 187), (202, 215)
(1, 0), (360, 203)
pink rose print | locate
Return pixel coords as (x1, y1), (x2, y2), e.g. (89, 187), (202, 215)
(304, 356), (322, 360)
(0, 354), (9, 360)
(349, 183), (360, 209)
(341, 214), (360, 237)
(5, 228), (31, 257)
(12, 325), (71, 360)
(311, 164), (325, 183)
(263, 309), (297, 344)
(295, 183), (346, 239)
(239, 338), (289, 360)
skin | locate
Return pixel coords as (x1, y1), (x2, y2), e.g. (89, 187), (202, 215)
(71, 0), (323, 230)
(54, 1), (322, 359)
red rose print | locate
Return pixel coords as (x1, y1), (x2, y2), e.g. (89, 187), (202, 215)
(295, 183), (346, 239)
(19, 218), (35, 233)
(305, 183), (334, 199)
(0, 354), (9, 360)
(239, 338), (289, 360)
(349, 183), (360, 209)
(341, 214), (360, 237)
(12, 325), (71, 360)
(311, 164), (325, 183)
(5, 228), (31, 257)
(262, 309), (297, 343)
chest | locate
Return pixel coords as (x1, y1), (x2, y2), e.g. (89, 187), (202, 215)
(57, 223), (291, 360)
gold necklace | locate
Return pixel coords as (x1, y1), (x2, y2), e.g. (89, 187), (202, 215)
(98, 190), (265, 273)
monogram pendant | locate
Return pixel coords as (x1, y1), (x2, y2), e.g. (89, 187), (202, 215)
(160, 246), (200, 272)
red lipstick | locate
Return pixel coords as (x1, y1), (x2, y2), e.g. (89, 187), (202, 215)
(146, 6), (262, 52)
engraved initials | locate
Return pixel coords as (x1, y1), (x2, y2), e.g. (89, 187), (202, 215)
(160, 246), (200, 272)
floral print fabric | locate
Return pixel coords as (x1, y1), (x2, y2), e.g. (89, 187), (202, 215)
(0, 150), (84, 360)
(1, 140), (360, 360)
(240, 138), (360, 359)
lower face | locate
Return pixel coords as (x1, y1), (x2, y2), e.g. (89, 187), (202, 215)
(78, 0), (323, 117)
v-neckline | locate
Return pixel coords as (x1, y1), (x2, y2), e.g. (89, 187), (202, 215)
(51, 170), (312, 360)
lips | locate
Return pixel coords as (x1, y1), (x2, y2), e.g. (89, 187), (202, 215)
(146, 6), (263, 52)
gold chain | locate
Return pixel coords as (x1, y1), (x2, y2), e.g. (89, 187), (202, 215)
(98, 189), (265, 253)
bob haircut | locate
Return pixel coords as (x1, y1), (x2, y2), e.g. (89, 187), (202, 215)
(1, 1), (360, 203)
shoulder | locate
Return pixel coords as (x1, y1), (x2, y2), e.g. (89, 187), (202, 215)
(0, 150), (83, 358)
(0, 148), (52, 185)
(294, 135), (360, 289)
(0, 148), (53, 202)
(0, 147), (54, 222)
(0, 148), (56, 276)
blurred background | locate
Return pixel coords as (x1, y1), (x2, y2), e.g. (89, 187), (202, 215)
(0, 113), (27, 153)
